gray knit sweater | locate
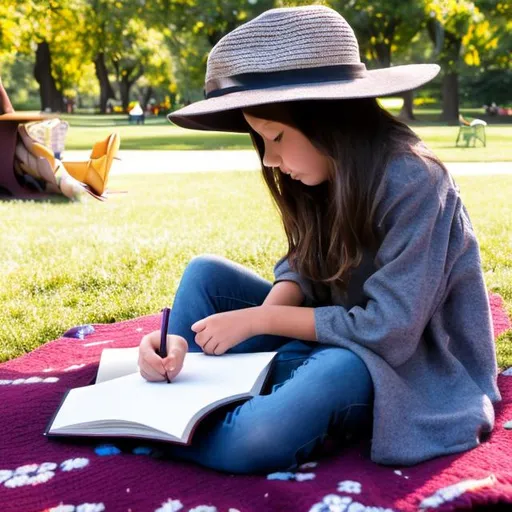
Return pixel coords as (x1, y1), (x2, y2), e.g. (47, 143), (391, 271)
(273, 154), (501, 466)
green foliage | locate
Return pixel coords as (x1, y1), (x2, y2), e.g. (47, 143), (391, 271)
(426, 0), (484, 71)
(1, 0), (510, 111)
(0, 3), (22, 59)
(332, 0), (427, 67)
(2, 0), (92, 96)
(142, 0), (274, 105)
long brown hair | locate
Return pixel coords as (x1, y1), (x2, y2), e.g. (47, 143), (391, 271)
(245, 98), (437, 295)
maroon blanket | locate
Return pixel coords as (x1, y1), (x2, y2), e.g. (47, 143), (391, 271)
(0, 294), (510, 512)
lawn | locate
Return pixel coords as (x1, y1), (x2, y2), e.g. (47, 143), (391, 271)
(1, 172), (510, 368)
(60, 110), (512, 162)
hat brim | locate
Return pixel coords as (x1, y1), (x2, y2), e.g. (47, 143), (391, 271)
(168, 64), (440, 132)
(0, 112), (50, 122)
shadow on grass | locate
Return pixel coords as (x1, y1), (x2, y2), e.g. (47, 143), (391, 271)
(0, 191), (75, 205)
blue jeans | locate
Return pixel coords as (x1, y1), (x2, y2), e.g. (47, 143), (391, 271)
(165, 254), (374, 474)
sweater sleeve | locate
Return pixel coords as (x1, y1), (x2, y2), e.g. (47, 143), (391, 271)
(273, 255), (314, 301)
(314, 155), (461, 367)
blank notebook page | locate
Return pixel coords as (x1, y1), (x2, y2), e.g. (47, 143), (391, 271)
(50, 351), (276, 440)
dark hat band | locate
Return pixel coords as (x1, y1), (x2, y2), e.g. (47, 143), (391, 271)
(204, 63), (367, 99)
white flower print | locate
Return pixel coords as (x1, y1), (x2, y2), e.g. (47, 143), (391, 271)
(49, 505), (75, 512)
(2, 462), (57, 488)
(347, 504), (366, 512)
(60, 458), (89, 471)
(188, 507), (218, 512)
(154, 499), (184, 512)
(63, 364), (86, 372)
(0, 470), (13, 484)
(309, 494), (395, 512)
(419, 475), (497, 509)
(76, 503), (106, 512)
(337, 480), (362, 494)
(309, 495), (353, 512)
(0, 376), (59, 385)
(48, 503), (105, 512)
(295, 472), (316, 482)
(362, 508), (395, 512)
(1, 457), (90, 489)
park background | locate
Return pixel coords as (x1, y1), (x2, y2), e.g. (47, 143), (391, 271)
(0, 0), (510, 366)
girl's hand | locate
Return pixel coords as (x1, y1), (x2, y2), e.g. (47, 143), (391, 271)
(191, 308), (261, 355)
(138, 330), (188, 382)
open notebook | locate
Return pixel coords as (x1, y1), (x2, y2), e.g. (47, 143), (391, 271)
(46, 347), (277, 445)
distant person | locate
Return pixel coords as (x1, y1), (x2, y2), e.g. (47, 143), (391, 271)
(65, 97), (75, 114)
(138, 5), (500, 475)
(128, 102), (144, 124)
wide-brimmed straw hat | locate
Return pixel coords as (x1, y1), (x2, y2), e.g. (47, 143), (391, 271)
(169, 5), (440, 133)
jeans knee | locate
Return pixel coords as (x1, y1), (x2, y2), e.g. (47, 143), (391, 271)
(316, 348), (369, 379)
(215, 424), (294, 474)
(182, 254), (229, 290)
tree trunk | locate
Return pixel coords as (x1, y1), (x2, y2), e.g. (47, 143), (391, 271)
(398, 90), (415, 121)
(120, 77), (131, 112)
(374, 42), (391, 69)
(142, 86), (153, 110)
(94, 53), (116, 114)
(441, 71), (459, 123)
(118, 66), (144, 111)
(34, 41), (64, 112)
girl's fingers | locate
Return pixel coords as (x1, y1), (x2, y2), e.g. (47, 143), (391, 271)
(191, 319), (205, 332)
(163, 335), (188, 380)
(139, 356), (166, 381)
(139, 332), (188, 381)
(140, 330), (162, 352)
(140, 365), (165, 382)
(164, 355), (183, 381)
(139, 331), (167, 381)
(194, 331), (206, 348)
(167, 334), (188, 355)
(212, 343), (223, 356)
(199, 336), (214, 353)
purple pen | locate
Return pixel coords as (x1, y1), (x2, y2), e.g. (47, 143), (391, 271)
(159, 307), (171, 382)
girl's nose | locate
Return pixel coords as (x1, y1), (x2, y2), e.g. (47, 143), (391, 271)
(262, 146), (281, 168)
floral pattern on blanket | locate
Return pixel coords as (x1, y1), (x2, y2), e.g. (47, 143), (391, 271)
(0, 300), (510, 512)
(1, 459), (89, 489)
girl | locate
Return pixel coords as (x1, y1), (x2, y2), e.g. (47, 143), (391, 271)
(138, 5), (500, 474)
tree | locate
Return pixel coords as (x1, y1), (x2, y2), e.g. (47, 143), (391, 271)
(83, 0), (121, 113)
(426, 0), (484, 122)
(466, 0), (512, 105)
(9, 0), (91, 112)
(280, 0), (427, 120)
(110, 19), (172, 111)
(144, 0), (274, 106)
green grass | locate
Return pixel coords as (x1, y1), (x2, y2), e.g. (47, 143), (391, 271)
(63, 115), (250, 151)
(0, 172), (510, 370)
(59, 112), (512, 162)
